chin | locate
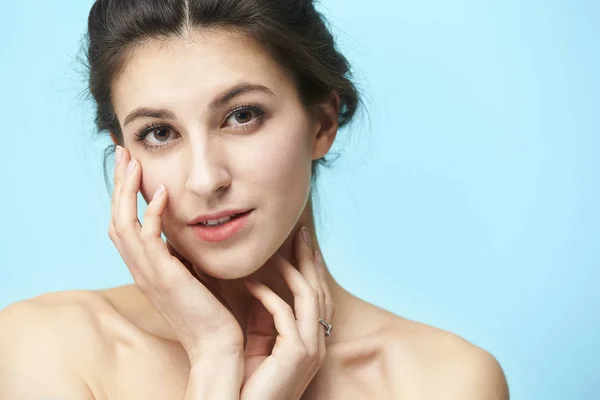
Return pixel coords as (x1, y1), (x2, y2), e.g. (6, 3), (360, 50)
(198, 248), (260, 279)
(164, 225), (281, 281)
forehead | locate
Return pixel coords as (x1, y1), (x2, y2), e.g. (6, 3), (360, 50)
(111, 28), (294, 118)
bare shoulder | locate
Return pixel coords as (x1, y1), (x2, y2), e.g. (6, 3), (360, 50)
(0, 289), (116, 399)
(380, 315), (509, 399)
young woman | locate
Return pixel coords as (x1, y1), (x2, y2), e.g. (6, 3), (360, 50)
(0, 1), (509, 399)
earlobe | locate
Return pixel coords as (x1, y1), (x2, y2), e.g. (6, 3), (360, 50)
(312, 91), (341, 160)
(110, 131), (119, 146)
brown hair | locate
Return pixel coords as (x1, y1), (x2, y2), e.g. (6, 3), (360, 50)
(84, 0), (362, 190)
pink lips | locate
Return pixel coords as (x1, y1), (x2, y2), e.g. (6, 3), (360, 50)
(189, 208), (252, 225)
(190, 210), (253, 242)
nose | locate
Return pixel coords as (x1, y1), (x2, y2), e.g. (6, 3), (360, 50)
(184, 136), (231, 197)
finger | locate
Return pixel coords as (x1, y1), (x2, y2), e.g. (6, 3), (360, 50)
(165, 241), (225, 304)
(313, 250), (332, 361)
(245, 297), (276, 357)
(111, 146), (131, 224)
(140, 184), (167, 245)
(111, 145), (122, 212)
(139, 185), (194, 286)
(166, 238), (236, 318)
(112, 157), (147, 282)
(245, 279), (302, 344)
(115, 157), (142, 237)
(272, 254), (319, 353)
(314, 250), (335, 323)
(294, 227), (329, 360)
(166, 240), (198, 279)
(166, 240), (189, 267)
(139, 185), (181, 280)
(295, 227), (324, 319)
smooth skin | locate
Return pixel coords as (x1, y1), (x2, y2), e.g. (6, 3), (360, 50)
(109, 144), (334, 399)
(0, 28), (509, 400)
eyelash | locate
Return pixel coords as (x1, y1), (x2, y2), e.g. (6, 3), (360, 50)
(133, 104), (266, 152)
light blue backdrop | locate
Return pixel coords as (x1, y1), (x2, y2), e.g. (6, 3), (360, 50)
(1, 1), (598, 398)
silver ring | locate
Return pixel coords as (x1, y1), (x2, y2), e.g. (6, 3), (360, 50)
(319, 318), (332, 337)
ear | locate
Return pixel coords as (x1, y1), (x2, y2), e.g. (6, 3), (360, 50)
(110, 131), (119, 145)
(311, 91), (341, 160)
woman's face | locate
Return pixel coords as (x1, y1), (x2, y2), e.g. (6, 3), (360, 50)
(111, 29), (335, 279)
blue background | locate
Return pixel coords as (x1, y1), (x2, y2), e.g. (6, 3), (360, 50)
(1, 1), (598, 398)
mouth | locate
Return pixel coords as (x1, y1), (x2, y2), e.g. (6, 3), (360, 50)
(190, 209), (254, 242)
(196, 210), (251, 227)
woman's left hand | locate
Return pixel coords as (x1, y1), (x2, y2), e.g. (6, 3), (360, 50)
(240, 226), (335, 400)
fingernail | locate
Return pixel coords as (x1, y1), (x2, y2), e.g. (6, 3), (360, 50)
(152, 185), (165, 200)
(126, 158), (136, 176)
(301, 226), (311, 246)
(115, 145), (123, 167)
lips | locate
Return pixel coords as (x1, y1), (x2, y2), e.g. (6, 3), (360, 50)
(190, 209), (253, 242)
(197, 210), (251, 227)
(189, 208), (253, 225)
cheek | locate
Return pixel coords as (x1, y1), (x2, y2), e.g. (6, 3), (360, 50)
(138, 164), (170, 204)
(245, 125), (312, 194)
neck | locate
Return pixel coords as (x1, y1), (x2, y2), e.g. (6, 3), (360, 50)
(192, 198), (356, 345)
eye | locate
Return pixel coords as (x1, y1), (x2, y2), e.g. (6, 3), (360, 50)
(134, 123), (178, 152)
(223, 105), (265, 129)
(144, 126), (173, 144)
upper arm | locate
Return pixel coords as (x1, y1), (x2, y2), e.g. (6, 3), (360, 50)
(0, 298), (96, 399)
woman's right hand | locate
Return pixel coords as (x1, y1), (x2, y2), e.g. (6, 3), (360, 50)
(108, 145), (244, 366)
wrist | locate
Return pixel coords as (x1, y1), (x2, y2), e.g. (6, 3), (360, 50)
(184, 356), (244, 400)
(191, 351), (244, 372)
(187, 340), (244, 366)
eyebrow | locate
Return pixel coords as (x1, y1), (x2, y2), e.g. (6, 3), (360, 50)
(123, 83), (275, 126)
